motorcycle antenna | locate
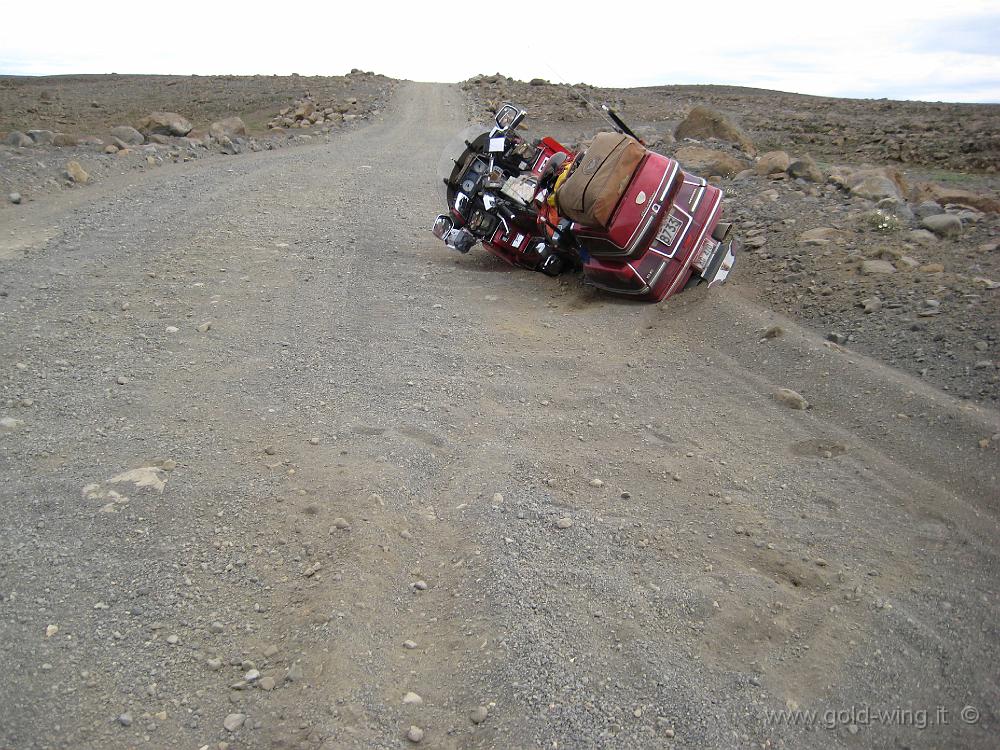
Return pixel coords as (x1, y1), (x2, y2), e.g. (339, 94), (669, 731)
(533, 58), (645, 144)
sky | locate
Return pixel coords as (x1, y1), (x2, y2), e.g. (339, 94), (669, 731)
(1, 0), (999, 103)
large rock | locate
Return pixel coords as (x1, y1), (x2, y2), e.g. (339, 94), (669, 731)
(110, 125), (144, 145)
(52, 133), (79, 147)
(137, 112), (193, 137)
(674, 105), (755, 155)
(787, 155), (824, 183)
(755, 151), (791, 175)
(833, 166), (908, 199)
(920, 214), (962, 238)
(293, 101), (315, 120)
(27, 129), (54, 145)
(911, 182), (1000, 214)
(210, 116), (246, 140)
(674, 146), (749, 178)
(4, 131), (33, 147)
(851, 175), (902, 202)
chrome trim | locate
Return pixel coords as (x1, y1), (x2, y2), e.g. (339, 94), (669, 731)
(664, 190), (723, 297)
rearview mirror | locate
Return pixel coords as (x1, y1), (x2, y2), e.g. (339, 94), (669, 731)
(494, 103), (525, 132)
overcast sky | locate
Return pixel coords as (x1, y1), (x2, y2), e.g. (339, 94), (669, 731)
(2, 0), (999, 103)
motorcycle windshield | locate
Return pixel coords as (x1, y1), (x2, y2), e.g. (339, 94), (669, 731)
(438, 124), (490, 204)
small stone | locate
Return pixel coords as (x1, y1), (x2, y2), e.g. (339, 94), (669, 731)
(775, 388), (809, 410)
(827, 332), (847, 345)
(861, 296), (882, 314)
(402, 691), (423, 705)
(207, 657), (223, 671)
(308, 437), (320, 445)
(196, 322), (211, 333)
(492, 493), (504, 503)
(244, 669), (260, 682)
(264, 445), (276, 455)
(9, 192), (21, 205)
(589, 478), (604, 487)
(161, 459), (176, 471)
(165, 326), (179, 333)
(165, 634), (179, 645)
(259, 675), (276, 691)
(555, 517), (574, 529)
(46, 624), (59, 638)
(762, 325), (783, 339)
(919, 263), (944, 273)
(66, 160), (90, 184)
(118, 712), (133, 727)
(664, 728), (675, 738)
(285, 662), (304, 682)
(116, 375), (128, 385)
(403, 640), (418, 649)
(332, 517), (350, 530)
(412, 580), (428, 591)
(672, 473), (682, 482)
(0, 417), (24, 431)
(223, 713), (246, 732)
(861, 259), (895, 275)
(406, 726), (424, 743)
(470, 705), (489, 724)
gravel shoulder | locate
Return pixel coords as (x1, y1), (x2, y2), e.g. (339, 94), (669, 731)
(1, 81), (998, 750)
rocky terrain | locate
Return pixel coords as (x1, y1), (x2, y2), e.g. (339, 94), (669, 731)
(1, 77), (998, 750)
(0, 72), (396, 203)
(463, 74), (1000, 403)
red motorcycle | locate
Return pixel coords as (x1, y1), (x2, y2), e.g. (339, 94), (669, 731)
(432, 103), (737, 302)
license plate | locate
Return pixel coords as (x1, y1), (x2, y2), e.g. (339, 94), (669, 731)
(692, 237), (719, 271)
(656, 214), (684, 247)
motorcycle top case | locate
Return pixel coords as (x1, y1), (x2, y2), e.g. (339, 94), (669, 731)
(572, 150), (684, 262)
(555, 132), (645, 228)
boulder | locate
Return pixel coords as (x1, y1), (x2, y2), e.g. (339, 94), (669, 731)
(293, 101), (315, 120)
(674, 105), (755, 155)
(877, 197), (914, 222)
(911, 182), (999, 214)
(65, 161), (89, 184)
(110, 125), (144, 145)
(674, 146), (750, 178)
(4, 131), (33, 147)
(920, 214), (962, 238)
(137, 112), (193, 137)
(27, 129), (54, 145)
(52, 133), (79, 147)
(755, 151), (791, 175)
(787, 155), (824, 182)
(833, 166), (908, 198)
(529, 78), (548, 86)
(914, 200), (944, 218)
(851, 175), (902, 202)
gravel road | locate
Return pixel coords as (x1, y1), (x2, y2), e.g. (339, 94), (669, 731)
(2, 82), (998, 750)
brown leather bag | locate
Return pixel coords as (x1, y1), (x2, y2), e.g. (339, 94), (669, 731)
(556, 132), (646, 228)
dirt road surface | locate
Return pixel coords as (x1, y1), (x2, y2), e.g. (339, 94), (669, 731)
(2, 82), (998, 750)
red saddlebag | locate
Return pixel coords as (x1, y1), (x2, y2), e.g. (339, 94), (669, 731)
(555, 132), (645, 229)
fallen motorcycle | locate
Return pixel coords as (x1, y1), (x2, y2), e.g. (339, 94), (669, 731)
(432, 103), (738, 302)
